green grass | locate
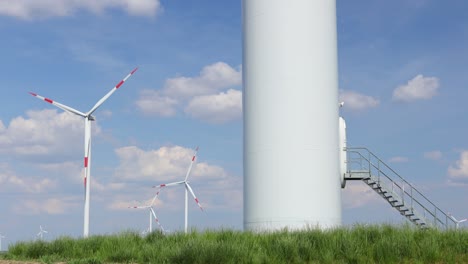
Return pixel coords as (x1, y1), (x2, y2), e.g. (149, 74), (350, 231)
(1, 225), (467, 263)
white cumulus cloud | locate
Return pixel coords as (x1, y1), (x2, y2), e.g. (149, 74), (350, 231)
(135, 90), (178, 117)
(163, 62), (242, 99)
(392, 74), (440, 102)
(0, 0), (161, 20)
(448, 151), (468, 182)
(342, 182), (380, 209)
(339, 90), (380, 111)
(109, 145), (241, 212)
(136, 62), (242, 123)
(0, 109), (101, 160)
(0, 162), (57, 194)
(114, 145), (227, 182)
(14, 198), (78, 215)
(185, 89), (242, 124)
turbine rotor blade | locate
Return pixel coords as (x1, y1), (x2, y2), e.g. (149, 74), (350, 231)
(29, 92), (86, 117)
(150, 207), (165, 232)
(128, 205), (150, 209)
(184, 146), (199, 181)
(87, 67), (138, 116)
(185, 183), (203, 211)
(449, 214), (458, 222)
(149, 192), (160, 207)
(152, 181), (185, 188)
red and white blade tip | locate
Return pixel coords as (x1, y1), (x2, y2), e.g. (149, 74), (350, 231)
(115, 67), (138, 89)
(29, 92), (53, 104)
(194, 198), (204, 211)
(191, 146), (199, 161)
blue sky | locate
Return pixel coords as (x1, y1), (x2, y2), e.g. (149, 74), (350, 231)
(0, 0), (467, 247)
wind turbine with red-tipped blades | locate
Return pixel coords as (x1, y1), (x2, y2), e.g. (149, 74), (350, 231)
(29, 67), (138, 238)
(153, 147), (204, 233)
(128, 191), (165, 233)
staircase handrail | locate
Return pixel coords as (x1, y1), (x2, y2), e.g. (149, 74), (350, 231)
(346, 147), (455, 228)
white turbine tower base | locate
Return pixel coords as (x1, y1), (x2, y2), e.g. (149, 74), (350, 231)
(243, 0), (342, 231)
(153, 147), (204, 233)
(29, 67), (138, 238)
(129, 191), (165, 233)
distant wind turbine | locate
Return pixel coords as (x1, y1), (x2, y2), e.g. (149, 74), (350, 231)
(37, 226), (48, 240)
(0, 234), (5, 251)
(29, 68), (138, 238)
(448, 213), (467, 229)
(129, 191), (165, 233)
(153, 147), (204, 233)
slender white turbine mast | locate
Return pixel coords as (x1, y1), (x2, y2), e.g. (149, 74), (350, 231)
(153, 147), (204, 233)
(29, 68), (138, 237)
(129, 191), (165, 233)
(0, 234), (5, 251)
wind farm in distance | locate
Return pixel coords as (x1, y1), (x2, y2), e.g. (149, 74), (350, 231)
(1, 0), (468, 262)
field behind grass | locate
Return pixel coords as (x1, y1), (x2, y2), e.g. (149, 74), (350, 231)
(1, 225), (467, 263)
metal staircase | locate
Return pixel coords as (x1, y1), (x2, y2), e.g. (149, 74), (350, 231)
(345, 147), (457, 229)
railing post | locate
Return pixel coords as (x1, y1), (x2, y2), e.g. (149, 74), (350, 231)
(410, 187), (413, 212)
(368, 151), (371, 174)
(377, 161), (381, 184)
(402, 183), (405, 205)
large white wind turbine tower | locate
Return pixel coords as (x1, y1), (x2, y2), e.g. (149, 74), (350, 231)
(29, 68), (138, 237)
(129, 192), (165, 233)
(243, 0), (342, 231)
(153, 147), (204, 233)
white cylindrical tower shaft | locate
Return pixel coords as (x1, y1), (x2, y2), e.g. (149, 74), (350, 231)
(243, 0), (341, 231)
